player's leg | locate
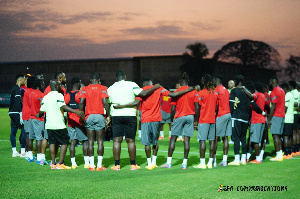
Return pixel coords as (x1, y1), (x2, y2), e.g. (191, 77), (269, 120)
(240, 122), (248, 164)
(68, 127), (77, 168)
(20, 126), (26, 156)
(56, 129), (71, 169)
(124, 116), (139, 170)
(207, 123), (215, 168)
(159, 122), (165, 140)
(181, 115), (193, 169)
(9, 114), (19, 157)
(151, 122), (160, 168)
(229, 120), (241, 165)
(194, 123), (209, 169)
(96, 127), (106, 170)
(111, 116), (123, 170)
(141, 122), (151, 168)
(87, 129), (96, 169)
(270, 117), (284, 161)
(162, 117), (181, 168)
(137, 111), (142, 140)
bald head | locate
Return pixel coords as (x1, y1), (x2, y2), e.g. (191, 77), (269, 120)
(50, 79), (62, 91)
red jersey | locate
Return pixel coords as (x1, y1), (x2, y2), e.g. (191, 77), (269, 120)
(80, 84), (109, 120)
(64, 90), (81, 127)
(22, 88), (33, 121)
(44, 85), (66, 96)
(215, 85), (230, 117)
(171, 86), (198, 119)
(197, 88), (218, 123)
(251, 92), (267, 124)
(136, 86), (170, 123)
(29, 89), (45, 121)
(160, 95), (172, 113)
(270, 87), (285, 118)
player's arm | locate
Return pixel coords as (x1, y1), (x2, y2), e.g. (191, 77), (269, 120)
(267, 103), (276, 124)
(137, 83), (161, 98)
(170, 105), (176, 123)
(61, 105), (85, 118)
(236, 86), (254, 100)
(251, 101), (263, 114)
(168, 87), (194, 98)
(79, 98), (86, 112)
(194, 102), (200, 126)
(114, 99), (141, 109)
(229, 90), (235, 113)
(102, 97), (111, 125)
(36, 111), (45, 118)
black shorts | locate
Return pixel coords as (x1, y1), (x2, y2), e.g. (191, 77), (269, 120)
(293, 114), (300, 130)
(283, 123), (293, 136)
(48, 129), (70, 145)
(10, 113), (22, 129)
(111, 116), (137, 139)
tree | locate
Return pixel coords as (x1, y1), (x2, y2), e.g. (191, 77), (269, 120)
(285, 55), (300, 81)
(213, 39), (281, 69)
(186, 42), (209, 59)
(180, 42), (211, 85)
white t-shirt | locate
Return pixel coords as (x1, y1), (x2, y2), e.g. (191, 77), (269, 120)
(40, 91), (66, 129)
(290, 89), (299, 114)
(285, 92), (294, 124)
(108, 80), (143, 116)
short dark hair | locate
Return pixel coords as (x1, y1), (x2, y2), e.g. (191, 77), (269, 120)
(54, 71), (64, 79)
(288, 80), (297, 89)
(15, 74), (24, 82)
(245, 81), (255, 93)
(142, 77), (151, 82)
(90, 72), (100, 80)
(280, 83), (289, 91)
(116, 70), (126, 78)
(27, 76), (36, 88)
(234, 75), (244, 85)
(215, 75), (223, 83)
(179, 72), (189, 82)
(71, 77), (81, 85)
(33, 79), (43, 89)
(255, 82), (264, 93)
(270, 76), (278, 82)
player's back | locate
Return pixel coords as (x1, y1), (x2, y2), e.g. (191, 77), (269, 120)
(172, 86), (197, 118)
(215, 85), (230, 117)
(230, 88), (251, 121)
(82, 84), (107, 116)
(198, 88), (218, 123)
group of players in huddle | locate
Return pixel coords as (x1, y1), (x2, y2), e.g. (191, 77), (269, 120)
(8, 70), (300, 170)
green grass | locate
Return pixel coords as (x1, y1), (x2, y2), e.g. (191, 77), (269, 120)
(0, 108), (298, 198)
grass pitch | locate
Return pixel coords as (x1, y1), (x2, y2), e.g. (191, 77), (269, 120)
(0, 108), (298, 198)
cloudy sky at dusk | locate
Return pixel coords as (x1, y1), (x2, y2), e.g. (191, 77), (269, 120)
(0, 0), (299, 63)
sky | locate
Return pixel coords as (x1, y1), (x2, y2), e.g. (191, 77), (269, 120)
(0, 0), (299, 63)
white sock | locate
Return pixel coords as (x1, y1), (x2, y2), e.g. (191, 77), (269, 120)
(21, 148), (25, 154)
(152, 155), (157, 165)
(28, 151), (33, 159)
(277, 150), (283, 159)
(12, 147), (17, 153)
(167, 157), (172, 164)
(26, 151), (30, 158)
(97, 156), (103, 167)
(234, 154), (240, 162)
(247, 153), (251, 160)
(259, 150), (264, 159)
(256, 156), (261, 162)
(223, 155), (228, 162)
(183, 158), (187, 165)
(179, 136), (183, 139)
(37, 153), (41, 161)
(160, 131), (164, 137)
(147, 158), (151, 167)
(138, 130), (141, 138)
(84, 156), (89, 165)
(89, 156), (95, 167)
(208, 158), (213, 165)
(169, 131), (171, 137)
(41, 154), (45, 160)
(241, 154), (246, 162)
(70, 157), (75, 165)
(200, 158), (205, 165)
